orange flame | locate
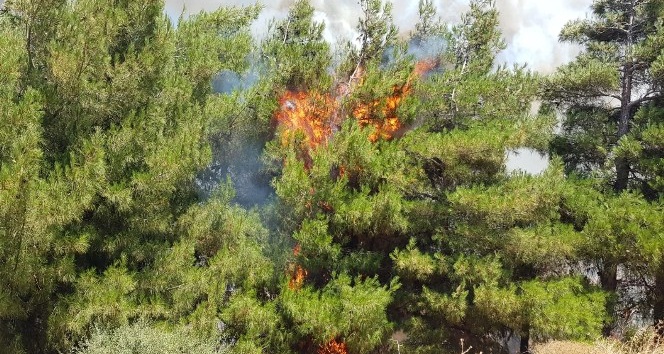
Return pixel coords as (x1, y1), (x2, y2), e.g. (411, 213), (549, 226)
(352, 58), (438, 142)
(413, 58), (439, 78)
(293, 243), (302, 256)
(279, 61), (438, 289)
(351, 85), (407, 142)
(288, 244), (307, 290)
(289, 265), (307, 290)
(318, 339), (348, 354)
(276, 91), (336, 148)
(275, 59), (437, 150)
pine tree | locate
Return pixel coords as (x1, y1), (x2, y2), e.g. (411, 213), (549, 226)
(1, 1), (263, 352)
(262, 0), (332, 92)
(542, 0), (664, 332)
(271, 1), (605, 353)
(544, 0), (664, 192)
(392, 1), (605, 352)
(266, 1), (415, 353)
(0, 15), (106, 352)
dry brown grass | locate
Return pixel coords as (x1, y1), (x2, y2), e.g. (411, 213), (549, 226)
(533, 341), (599, 354)
(534, 325), (664, 354)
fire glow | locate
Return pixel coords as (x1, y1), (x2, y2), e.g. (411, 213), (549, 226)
(288, 243), (307, 290)
(318, 339), (348, 354)
(353, 59), (438, 142)
(276, 91), (336, 150)
(282, 60), (438, 299)
(275, 59), (438, 151)
(281, 59), (437, 291)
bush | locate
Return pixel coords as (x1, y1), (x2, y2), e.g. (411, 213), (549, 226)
(72, 321), (225, 354)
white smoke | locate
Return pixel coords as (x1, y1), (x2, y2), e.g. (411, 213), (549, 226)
(495, 0), (592, 73)
(164, 0), (592, 73)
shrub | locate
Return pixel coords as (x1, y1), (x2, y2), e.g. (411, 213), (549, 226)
(72, 321), (225, 354)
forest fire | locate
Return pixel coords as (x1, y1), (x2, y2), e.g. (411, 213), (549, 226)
(280, 60), (438, 292)
(276, 91), (336, 150)
(275, 59), (438, 149)
(288, 244), (307, 290)
(352, 58), (438, 142)
(288, 265), (307, 290)
(413, 58), (439, 78)
(317, 339), (348, 354)
(351, 86), (406, 142)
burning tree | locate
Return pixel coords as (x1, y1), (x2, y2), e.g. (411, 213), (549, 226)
(272, 1), (608, 354)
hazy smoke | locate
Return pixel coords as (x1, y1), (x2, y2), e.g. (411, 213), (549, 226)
(198, 67), (269, 206)
(197, 140), (273, 207)
(212, 66), (260, 94)
(165, 0), (592, 73)
(494, 0), (592, 73)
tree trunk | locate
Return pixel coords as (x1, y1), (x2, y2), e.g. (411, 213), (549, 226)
(615, 60), (633, 193)
(520, 325), (530, 354)
(614, 157), (630, 192)
(600, 261), (618, 336)
(615, 0), (635, 192)
(654, 261), (664, 335)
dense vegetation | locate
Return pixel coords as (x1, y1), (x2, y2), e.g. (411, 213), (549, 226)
(0, 0), (662, 353)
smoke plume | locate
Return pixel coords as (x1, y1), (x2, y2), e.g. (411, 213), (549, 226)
(165, 0), (592, 73)
(494, 0), (592, 73)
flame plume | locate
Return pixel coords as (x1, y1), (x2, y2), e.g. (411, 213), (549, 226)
(288, 265), (307, 290)
(288, 244), (308, 290)
(278, 59), (438, 291)
(276, 91), (336, 150)
(275, 59), (438, 150)
(352, 58), (438, 142)
(351, 85), (406, 142)
(413, 58), (439, 78)
(318, 339), (348, 354)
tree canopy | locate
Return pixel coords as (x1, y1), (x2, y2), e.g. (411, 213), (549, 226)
(0, 0), (662, 354)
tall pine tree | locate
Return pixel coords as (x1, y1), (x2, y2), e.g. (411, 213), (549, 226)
(543, 0), (664, 333)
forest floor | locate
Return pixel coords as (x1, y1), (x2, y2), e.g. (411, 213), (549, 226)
(534, 325), (664, 354)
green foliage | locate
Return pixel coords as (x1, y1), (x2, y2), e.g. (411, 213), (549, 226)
(391, 239), (442, 283)
(0, 13), (106, 352)
(262, 0), (331, 91)
(474, 277), (607, 341)
(3, 0), (661, 353)
(549, 105), (616, 175)
(449, 0), (505, 74)
(280, 274), (397, 353)
(355, 0), (398, 66)
(221, 292), (283, 352)
(49, 265), (139, 349)
(412, 0), (445, 43)
(543, 58), (619, 106)
(1, 0), (267, 352)
(543, 0), (664, 193)
(543, 0), (664, 332)
(72, 321), (224, 354)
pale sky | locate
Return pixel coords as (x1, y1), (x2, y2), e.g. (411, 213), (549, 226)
(164, 0), (593, 73)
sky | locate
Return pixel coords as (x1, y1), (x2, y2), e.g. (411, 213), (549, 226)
(164, 0), (593, 74)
